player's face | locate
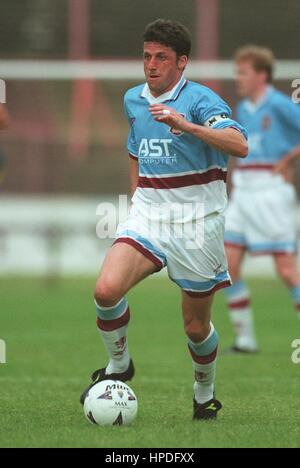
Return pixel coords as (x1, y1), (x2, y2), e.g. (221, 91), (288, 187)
(143, 42), (187, 97)
(235, 60), (266, 97)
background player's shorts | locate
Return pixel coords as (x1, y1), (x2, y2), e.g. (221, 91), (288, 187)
(225, 182), (298, 255)
(114, 205), (231, 297)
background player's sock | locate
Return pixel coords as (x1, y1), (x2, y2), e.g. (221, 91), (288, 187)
(188, 324), (219, 404)
(96, 297), (131, 374)
(225, 280), (258, 350)
(291, 286), (300, 318)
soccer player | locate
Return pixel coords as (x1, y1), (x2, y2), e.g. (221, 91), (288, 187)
(224, 46), (300, 353)
(80, 19), (248, 420)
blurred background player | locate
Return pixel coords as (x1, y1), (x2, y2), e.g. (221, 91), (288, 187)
(0, 104), (9, 184)
(224, 46), (300, 353)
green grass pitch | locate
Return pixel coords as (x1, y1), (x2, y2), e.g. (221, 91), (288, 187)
(0, 276), (299, 448)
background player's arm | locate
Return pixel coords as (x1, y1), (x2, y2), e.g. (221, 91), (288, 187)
(273, 97), (300, 177)
(273, 144), (300, 176)
(273, 145), (300, 182)
(0, 104), (9, 129)
(130, 156), (139, 199)
(150, 104), (248, 158)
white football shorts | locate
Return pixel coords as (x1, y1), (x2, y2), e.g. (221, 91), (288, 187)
(225, 180), (298, 255)
(114, 205), (231, 297)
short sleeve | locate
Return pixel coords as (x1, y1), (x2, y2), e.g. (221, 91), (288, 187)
(235, 101), (244, 123)
(192, 93), (248, 140)
(124, 96), (139, 159)
(276, 94), (300, 138)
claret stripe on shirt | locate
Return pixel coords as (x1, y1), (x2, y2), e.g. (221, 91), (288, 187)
(138, 168), (227, 190)
(236, 164), (274, 171)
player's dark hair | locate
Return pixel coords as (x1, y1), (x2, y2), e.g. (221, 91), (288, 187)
(234, 45), (275, 83)
(143, 19), (192, 59)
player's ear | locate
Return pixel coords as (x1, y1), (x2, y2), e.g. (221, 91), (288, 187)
(177, 55), (188, 72)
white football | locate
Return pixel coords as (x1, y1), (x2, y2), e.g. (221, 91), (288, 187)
(83, 380), (138, 426)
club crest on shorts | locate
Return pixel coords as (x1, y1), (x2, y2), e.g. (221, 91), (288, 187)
(169, 113), (185, 136)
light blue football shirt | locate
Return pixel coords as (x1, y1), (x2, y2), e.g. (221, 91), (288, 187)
(236, 86), (300, 166)
(124, 75), (247, 175)
(123, 75), (247, 219)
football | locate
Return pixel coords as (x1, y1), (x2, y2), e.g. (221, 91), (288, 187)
(83, 380), (138, 426)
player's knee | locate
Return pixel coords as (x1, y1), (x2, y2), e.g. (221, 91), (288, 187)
(184, 319), (210, 343)
(277, 265), (294, 287)
(94, 279), (122, 307)
(226, 251), (243, 282)
(228, 262), (241, 282)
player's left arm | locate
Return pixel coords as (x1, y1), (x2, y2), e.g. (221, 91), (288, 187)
(273, 144), (300, 176)
(149, 104), (248, 158)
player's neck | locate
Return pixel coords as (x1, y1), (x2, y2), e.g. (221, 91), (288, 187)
(248, 85), (269, 104)
(150, 74), (183, 98)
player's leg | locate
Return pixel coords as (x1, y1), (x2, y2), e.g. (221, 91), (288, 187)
(80, 241), (161, 404)
(167, 214), (230, 419)
(224, 245), (258, 352)
(274, 253), (300, 317)
(273, 183), (300, 315)
(94, 242), (159, 373)
(182, 291), (222, 419)
(95, 241), (159, 374)
(224, 189), (258, 353)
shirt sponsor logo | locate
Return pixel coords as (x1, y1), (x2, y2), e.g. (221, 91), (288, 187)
(138, 138), (177, 165)
(138, 138), (174, 158)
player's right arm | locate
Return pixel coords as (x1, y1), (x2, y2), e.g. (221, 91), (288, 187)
(273, 143), (300, 178)
(130, 156), (139, 199)
(124, 92), (139, 199)
(0, 104), (9, 129)
(273, 95), (300, 178)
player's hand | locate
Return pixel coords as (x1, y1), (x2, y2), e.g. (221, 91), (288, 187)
(273, 156), (294, 182)
(149, 105), (190, 132)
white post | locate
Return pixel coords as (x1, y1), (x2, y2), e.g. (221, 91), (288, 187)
(0, 339), (6, 364)
(0, 79), (6, 103)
